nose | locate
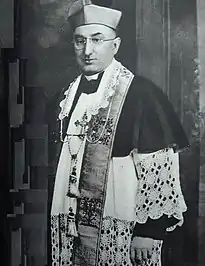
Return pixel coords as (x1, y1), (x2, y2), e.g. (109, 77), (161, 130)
(84, 39), (93, 56)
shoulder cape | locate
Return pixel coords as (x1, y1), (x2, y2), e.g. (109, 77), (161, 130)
(112, 76), (189, 156)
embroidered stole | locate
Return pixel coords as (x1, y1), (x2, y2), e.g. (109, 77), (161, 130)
(73, 68), (134, 265)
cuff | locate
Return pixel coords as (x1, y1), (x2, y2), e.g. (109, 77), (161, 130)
(132, 215), (179, 240)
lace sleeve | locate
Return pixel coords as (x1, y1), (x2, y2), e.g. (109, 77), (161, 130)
(131, 148), (187, 232)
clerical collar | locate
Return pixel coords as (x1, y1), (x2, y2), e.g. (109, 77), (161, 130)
(84, 73), (100, 81)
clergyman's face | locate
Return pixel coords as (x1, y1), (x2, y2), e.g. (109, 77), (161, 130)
(73, 24), (121, 75)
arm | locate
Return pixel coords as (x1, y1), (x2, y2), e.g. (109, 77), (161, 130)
(130, 77), (189, 264)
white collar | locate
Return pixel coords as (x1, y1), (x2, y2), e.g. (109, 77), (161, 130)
(84, 73), (100, 81)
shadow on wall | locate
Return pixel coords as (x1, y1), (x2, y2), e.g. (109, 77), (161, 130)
(0, 0), (14, 48)
(21, 0), (78, 98)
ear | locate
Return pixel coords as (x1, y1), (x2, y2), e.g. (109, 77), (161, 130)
(113, 37), (121, 55)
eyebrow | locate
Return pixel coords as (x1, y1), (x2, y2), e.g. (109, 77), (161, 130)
(91, 32), (104, 37)
(74, 32), (104, 38)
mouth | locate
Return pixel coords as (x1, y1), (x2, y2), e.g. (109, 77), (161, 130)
(84, 58), (95, 64)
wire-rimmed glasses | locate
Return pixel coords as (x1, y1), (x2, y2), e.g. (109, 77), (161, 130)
(73, 36), (117, 50)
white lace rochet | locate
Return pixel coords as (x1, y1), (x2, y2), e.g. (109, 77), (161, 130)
(132, 148), (187, 231)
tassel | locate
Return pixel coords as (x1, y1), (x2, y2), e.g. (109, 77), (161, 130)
(67, 208), (78, 237)
(67, 171), (80, 198)
(67, 183), (80, 198)
(67, 220), (78, 237)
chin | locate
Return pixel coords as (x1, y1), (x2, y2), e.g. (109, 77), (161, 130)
(81, 65), (101, 75)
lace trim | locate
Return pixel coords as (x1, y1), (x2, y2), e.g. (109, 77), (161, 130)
(51, 215), (163, 266)
(99, 216), (162, 266)
(58, 76), (81, 120)
(132, 148), (187, 230)
(85, 62), (121, 122)
(51, 214), (74, 266)
(58, 59), (122, 123)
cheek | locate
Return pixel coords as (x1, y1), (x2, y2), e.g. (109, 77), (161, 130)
(75, 50), (83, 60)
(99, 45), (115, 60)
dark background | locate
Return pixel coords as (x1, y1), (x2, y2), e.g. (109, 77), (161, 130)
(0, 0), (205, 266)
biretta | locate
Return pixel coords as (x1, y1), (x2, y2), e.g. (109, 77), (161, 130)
(68, 0), (122, 30)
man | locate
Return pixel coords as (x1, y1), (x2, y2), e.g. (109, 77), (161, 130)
(48, 1), (189, 265)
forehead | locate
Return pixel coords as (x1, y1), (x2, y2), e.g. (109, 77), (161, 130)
(74, 24), (115, 37)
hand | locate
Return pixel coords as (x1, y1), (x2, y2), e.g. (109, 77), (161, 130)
(130, 236), (154, 266)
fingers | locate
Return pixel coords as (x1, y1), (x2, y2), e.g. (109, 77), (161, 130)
(130, 237), (154, 265)
(142, 248), (153, 263)
(130, 248), (142, 266)
(147, 247), (152, 259)
(130, 247), (137, 266)
(130, 248), (152, 266)
(136, 249), (142, 264)
(141, 248), (148, 261)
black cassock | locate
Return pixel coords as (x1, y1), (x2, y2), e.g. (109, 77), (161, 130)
(47, 74), (189, 257)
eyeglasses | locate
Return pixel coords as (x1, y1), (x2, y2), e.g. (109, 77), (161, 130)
(73, 36), (117, 50)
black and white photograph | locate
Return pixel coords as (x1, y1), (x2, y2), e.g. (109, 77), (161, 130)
(0, 0), (205, 266)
